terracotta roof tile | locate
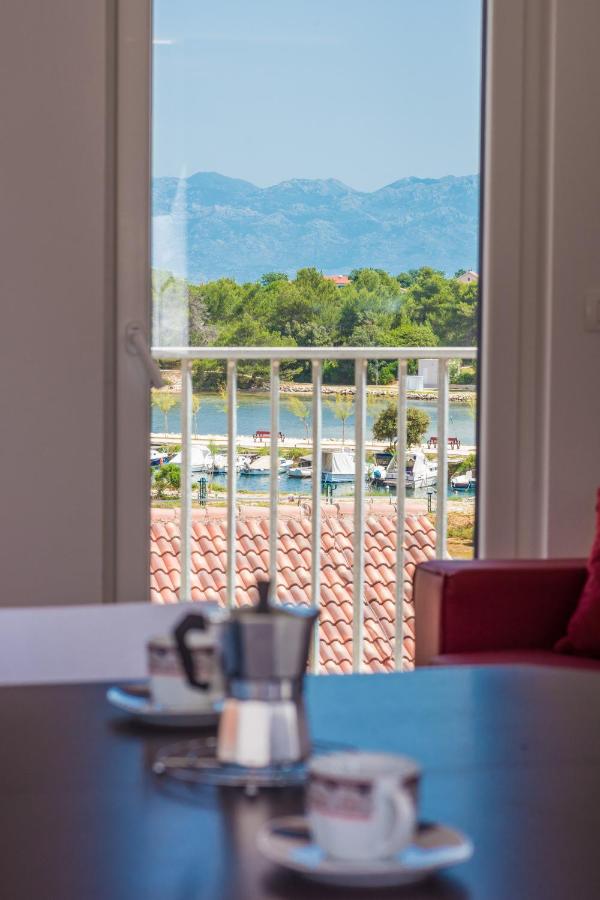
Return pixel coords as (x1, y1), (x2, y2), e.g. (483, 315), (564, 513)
(150, 512), (437, 673)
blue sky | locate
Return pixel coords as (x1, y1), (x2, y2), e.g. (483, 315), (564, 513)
(153, 0), (483, 192)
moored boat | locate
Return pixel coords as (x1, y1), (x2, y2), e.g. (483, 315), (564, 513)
(150, 448), (170, 467)
(450, 469), (476, 491)
(240, 456), (288, 476)
(321, 450), (355, 484)
(288, 455), (312, 479)
(382, 450), (438, 489)
(168, 444), (213, 473)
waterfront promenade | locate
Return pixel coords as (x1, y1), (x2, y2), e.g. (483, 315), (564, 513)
(150, 431), (476, 457)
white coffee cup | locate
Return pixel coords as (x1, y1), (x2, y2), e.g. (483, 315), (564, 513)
(147, 632), (223, 711)
(307, 752), (420, 862)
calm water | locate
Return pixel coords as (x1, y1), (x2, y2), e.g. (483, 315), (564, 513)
(151, 393), (476, 446)
(192, 470), (475, 501)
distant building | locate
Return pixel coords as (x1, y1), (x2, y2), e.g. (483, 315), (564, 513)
(457, 270), (478, 284)
(324, 274), (350, 287)
(418, 359), (438, 388)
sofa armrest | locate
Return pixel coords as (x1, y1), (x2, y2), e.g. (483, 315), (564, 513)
(414, 559), (587, 665)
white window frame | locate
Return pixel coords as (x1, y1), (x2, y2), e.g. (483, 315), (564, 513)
(114, 0), (153, 602)
(478, 0), (558, 557)
(112, 0), (563, 602)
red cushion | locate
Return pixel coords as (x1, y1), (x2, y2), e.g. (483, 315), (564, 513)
(556, 488), (600, 657)
(432, 649), (600, 670)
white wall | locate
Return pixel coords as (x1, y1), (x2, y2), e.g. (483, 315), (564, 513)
(0, 1), (113, 605)
(0, 1), (598, 608)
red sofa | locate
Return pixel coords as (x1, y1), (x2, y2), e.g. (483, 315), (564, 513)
(414, 559), (600, 670)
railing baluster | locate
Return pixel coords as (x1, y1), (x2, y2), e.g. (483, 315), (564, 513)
(269, 360), (280, 600)
(310, 359), (323, 673)
(395, 359), (408, 671)
(226, 360), (237, 609)
(436, 358), (449, 558)
(353, 358), (367, 673)
(180, 359), (193, 601)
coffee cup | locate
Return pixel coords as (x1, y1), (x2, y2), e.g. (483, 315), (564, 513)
(307, 752), (420, 862)
(147, 631), (223, 711)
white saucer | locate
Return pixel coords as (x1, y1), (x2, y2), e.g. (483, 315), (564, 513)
(107, 684), (220, 728)
(257, 816), (473, 889)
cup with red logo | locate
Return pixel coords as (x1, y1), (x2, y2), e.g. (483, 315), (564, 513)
(307, 752), (421, 861)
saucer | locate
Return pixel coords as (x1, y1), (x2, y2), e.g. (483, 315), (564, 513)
(107, 684), (220, 728)
(257, 816), (473, 889)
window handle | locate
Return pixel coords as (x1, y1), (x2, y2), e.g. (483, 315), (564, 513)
(126, 322), (165, 388)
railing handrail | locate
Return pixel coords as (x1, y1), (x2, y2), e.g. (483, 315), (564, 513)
(151, 345), (477, 361)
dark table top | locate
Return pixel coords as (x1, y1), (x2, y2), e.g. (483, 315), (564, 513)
(1, 665), (600, 900)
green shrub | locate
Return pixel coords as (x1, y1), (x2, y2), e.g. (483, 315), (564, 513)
(456, 367), (476, 385)
(154, 462), (181, 498)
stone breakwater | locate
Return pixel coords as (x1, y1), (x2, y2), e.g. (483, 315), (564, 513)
(279, 382), (476, 403)
(158, 370), (475, 404)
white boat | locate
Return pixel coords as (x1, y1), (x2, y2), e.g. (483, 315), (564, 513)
(322, 450), (355, 484)
(384, 451), (438, 489)
(240, 456), (288, 476)
(288, 456), (312, 479)
(451, 469), (476, 491)
(405, 451), (438, 488)
(211, 453), (252, 474)
(169, 444), (213, 473)
(211, 453), (228, 474)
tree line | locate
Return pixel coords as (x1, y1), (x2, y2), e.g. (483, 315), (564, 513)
(153, 266), (478, 390)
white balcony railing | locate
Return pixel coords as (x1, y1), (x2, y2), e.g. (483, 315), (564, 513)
(151, 346), (477, 672)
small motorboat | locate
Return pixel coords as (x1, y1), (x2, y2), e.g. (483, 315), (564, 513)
(169, 444), (213, 473)
(405, 451), (438, 489)
(288, 456), (312, 479)
(211, 453), (252, 474)
(383, 451), (437, 489)
(150, 449), (170, 467)
(451, 469), (476, 491)
(240, 456), (288, 476)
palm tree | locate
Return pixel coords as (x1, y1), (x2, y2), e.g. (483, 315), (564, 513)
(286, 395), (311, 442)
(151, 389), (178, 435)
(191, 394), (201, 437)
(326, 394), (354, 445)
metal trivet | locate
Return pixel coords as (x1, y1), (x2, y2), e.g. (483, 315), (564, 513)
(152, 737), (352, 795)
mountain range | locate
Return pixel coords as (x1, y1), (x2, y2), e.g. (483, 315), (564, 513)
(152, 171), (479, 283)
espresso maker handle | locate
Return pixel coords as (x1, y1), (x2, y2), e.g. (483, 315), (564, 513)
(174, 613), (211, 691)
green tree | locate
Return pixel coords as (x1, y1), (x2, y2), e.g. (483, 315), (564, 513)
(372, 404), (430, 447)
(326, 394), (354, 444)
(260, 272), (289, 286)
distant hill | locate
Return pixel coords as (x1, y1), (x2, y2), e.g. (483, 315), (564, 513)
(152, 171), (479, 283)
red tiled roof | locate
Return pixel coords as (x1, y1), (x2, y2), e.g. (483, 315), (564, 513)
(323, 274), (350, 286)
(150, 512), (436, 673)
